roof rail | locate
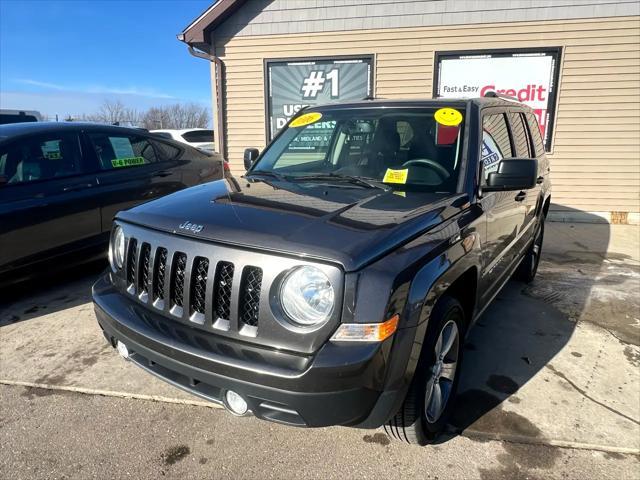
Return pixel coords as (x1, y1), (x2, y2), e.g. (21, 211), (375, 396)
(483, 90), (520, 102)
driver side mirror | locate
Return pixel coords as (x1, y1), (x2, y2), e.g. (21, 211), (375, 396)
(483, 158), (538, 192)
(243, 148), (259, 170)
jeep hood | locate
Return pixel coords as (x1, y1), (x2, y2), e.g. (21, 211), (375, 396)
(117, 178), (467, 272)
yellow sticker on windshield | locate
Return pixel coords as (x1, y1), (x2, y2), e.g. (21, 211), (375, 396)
(111, 157), (146, 168)
(289, 112), (322, 128)
(383, 168), (408, 184)
(434, 108), (463, 127)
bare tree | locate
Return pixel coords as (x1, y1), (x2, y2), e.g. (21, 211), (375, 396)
(80, 100), (210, 129)
(85, 100), (141, 126)
(141, 107), (171, 130)
(140, 103), (210, 130)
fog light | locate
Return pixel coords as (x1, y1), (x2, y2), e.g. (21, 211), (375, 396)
(116, 340), (129, 359)
(225, 390), (248, 415)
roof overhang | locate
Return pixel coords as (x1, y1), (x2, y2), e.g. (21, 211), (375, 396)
(177, 0), (247, 54)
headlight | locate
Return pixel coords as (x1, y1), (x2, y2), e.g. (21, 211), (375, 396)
(111, 225), (125, 269)
(281, 266), (334, 326)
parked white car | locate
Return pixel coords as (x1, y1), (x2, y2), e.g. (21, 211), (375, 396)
(150, 128), (215, 152)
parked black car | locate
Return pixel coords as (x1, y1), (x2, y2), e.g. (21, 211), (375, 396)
(93, 96), (551, 445)
(0, 122), (226, 285)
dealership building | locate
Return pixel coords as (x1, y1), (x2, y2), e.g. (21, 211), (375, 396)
(180, 0), (640, 223)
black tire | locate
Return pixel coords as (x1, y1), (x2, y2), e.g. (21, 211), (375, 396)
(384, 296), (465, 445)
(514, 218), (544, 284)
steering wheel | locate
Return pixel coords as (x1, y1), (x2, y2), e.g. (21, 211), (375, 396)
(401, 159), (450, 179)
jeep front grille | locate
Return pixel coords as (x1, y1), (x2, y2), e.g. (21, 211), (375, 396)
(117, 224), (342, 352)
(124, 237), (264, 331)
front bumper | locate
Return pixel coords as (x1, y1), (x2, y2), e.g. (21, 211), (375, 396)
(92, 273), (407, 427)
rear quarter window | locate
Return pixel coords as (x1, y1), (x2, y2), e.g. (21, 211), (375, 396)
(150, 139), (181, 161)
(525, 113), (545, 157)
(509, 112), (531, 158)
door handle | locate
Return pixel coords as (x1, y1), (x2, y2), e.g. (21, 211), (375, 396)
(536, 176), (544, 185)
(514, 191), (526, 202)
(63, 182), (94, 192)
(153, 170), (172, 178)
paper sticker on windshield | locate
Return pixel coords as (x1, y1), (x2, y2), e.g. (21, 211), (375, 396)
(111, 157), (146, 168)
(289, 112), (322, 128)
(434, 108), (462, 127)
(383, 168), (408, 184)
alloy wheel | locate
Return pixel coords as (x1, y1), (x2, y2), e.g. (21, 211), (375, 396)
(424, 319), (460, 423)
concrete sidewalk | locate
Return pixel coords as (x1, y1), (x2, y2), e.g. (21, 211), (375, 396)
(1, 222), (638, 458)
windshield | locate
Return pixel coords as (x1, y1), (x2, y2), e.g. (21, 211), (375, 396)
(252, 107), (465, 192)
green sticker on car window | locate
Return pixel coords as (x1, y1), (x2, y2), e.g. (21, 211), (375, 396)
(111, 157), (146, 168)
(44, 151), (62, 160)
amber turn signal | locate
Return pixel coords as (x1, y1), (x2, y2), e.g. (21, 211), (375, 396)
(331, 314), (400, 342)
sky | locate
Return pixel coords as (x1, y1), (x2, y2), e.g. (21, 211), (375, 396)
(0, 0), (215, 120)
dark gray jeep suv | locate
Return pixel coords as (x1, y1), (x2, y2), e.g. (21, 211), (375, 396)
(92, 96), (551, 444)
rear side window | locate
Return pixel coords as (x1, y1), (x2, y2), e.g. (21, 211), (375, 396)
(88, 133), (157, 170)
(525, 113), (544, 157)
(0, 133), (83, 184)
(182, 130), (214, 143)
(150, 139), (181, 161)
(509, 112), (531, 158)
(481, 114), (512, 181)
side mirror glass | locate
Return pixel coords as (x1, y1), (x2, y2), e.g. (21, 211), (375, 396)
(483, 158), (538, 192)
(243, 148), (259, 170)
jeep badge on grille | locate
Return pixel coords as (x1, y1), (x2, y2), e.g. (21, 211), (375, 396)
(178, 221), (204, 233)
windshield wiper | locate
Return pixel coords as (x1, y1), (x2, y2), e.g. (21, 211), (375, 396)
(290, 173), (386, 189)
(245, 170), (289, 182)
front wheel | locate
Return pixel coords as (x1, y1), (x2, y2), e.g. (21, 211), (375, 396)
(384, 296), (465, 445)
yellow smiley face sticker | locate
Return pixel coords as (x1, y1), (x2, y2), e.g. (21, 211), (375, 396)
(289, 112), (322, 128)
(434, 108), (463, 127)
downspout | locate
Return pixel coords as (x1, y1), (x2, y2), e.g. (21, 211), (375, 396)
(186, 45), (226, 160)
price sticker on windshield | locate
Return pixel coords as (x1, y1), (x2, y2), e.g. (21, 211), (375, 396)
(383, 168), (409, 184)
(289, 112), (323, 128)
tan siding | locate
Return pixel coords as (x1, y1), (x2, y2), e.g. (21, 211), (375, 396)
(217, 15), (640, 214)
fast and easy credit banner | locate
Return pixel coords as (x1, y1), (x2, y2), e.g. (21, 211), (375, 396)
(266, 56), (373, 141)
(434, 48), (562, 151)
